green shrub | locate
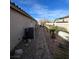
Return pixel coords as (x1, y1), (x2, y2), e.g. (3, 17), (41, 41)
(49, 26), (68, 33)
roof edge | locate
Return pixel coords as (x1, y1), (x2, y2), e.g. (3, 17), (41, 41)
(10, 2), (37, 23)
(54, 16), (69, 23)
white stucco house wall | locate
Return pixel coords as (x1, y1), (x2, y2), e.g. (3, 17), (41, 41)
(10, 3), (37, 51)
(54, 16), (69, 31)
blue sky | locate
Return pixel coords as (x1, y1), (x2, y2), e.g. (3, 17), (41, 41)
(11, 0), (69, 21)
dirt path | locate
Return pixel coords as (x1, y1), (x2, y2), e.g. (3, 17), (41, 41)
(11, 26), (68, 59)
(34, 26), (53, 59)
(18, 26), (69, 59)
(12, 26), (54, 59)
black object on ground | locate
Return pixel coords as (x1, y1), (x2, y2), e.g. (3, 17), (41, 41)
(50, 30), (56, 39)
(22, 27), (34, 43)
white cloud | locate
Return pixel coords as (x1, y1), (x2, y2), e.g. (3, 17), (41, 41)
(19, 1), (69, 20)
(30, 4), (69, 20)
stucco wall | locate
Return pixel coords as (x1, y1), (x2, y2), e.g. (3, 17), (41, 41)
(54, 17), (69, 31)
(64, 18), (69, 22)
(54, 23), (69, 31)
(10, 8), (36, 50)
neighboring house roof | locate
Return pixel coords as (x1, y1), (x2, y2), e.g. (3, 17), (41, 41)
(10, 2), (37, 23)
(57, 16), (69, 19)
(54, 16), (69, 23)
